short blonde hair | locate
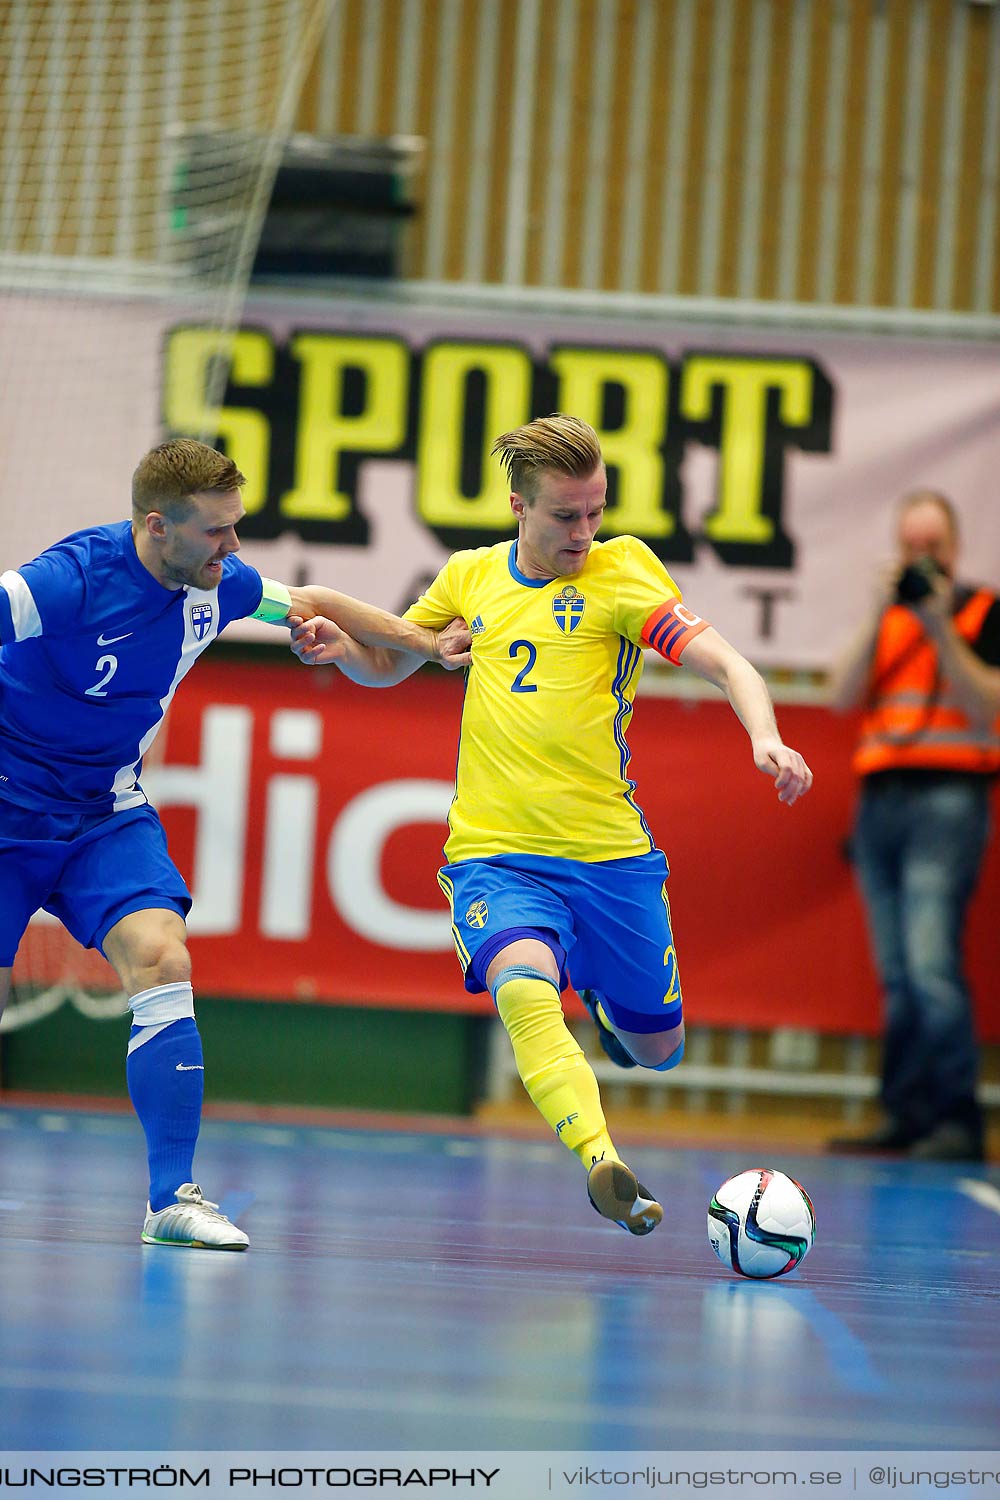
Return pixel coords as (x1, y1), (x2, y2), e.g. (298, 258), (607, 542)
(132, 439), (246, 520)
(492, 414), (603, 500)
(898, 489), (959, 541)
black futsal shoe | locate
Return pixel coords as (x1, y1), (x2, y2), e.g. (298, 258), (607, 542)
(909, 1122), (985, 1163)
(827, 1119), (919, 1154)
(579, 989), (637, 1069)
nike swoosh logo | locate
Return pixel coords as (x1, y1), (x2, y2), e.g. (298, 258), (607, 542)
(97, 631), (133, 645)
(175, 1063), (205, 1072)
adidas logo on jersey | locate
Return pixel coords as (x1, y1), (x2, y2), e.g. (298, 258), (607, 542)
(469, 615), (486, 636)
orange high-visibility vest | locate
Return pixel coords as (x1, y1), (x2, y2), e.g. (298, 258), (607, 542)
(853, 588), (1000, 776)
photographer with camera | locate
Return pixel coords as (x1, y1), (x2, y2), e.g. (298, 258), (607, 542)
(828, 490), (1000, 1162)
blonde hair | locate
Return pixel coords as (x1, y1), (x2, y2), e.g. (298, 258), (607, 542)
(491, 414), (603, 500)
(132, 439), (246, 520)
(898, 489), (959, 541)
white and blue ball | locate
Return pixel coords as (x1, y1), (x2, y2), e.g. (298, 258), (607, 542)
(708, 1168), (815, 1279)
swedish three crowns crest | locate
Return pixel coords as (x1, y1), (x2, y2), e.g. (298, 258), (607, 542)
(552, 585), (585, 633)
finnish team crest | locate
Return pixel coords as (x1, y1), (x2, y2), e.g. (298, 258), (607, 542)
(465, 899), (489, 929)
(190, 602), (214, 641)
(552, 585), (585, 633)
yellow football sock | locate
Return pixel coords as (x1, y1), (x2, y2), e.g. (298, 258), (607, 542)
(494, 975), (620, 1169)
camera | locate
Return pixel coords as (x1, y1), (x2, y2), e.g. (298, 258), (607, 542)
(895, 555), (944, 605)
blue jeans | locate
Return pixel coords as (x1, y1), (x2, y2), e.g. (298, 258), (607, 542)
(852, 772), (991, 1141)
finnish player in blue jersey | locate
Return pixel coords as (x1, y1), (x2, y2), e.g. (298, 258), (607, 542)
(290, 415), (813, 1237)
(0, 438), (468, 1249)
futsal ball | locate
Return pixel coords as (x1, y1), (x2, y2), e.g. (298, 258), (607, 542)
(707, 1168), (815, 1280)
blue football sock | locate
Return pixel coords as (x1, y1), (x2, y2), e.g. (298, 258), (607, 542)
(126, 1017), (205, 1212)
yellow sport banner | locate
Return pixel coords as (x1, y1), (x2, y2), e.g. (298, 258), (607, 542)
(4, 287), (999, 673)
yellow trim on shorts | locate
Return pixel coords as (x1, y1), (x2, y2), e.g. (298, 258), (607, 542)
(436, 871), (471, 972)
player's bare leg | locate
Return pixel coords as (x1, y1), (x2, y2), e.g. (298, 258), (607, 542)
(614, 1020), (685, 1068)
(486, 940), (662, 1236)
(103, 909), (248, 1250)
(581, 989), (685, 1071)
(103, 908), (191, 997)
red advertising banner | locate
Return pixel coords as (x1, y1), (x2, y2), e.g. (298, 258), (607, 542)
(145, 655), (1000, 1041)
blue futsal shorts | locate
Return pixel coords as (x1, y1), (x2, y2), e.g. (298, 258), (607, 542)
(437, 849), (682, 1035)
(0, 797), (191, 967)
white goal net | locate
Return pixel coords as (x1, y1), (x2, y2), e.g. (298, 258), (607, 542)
(0, 0), (333, 1033)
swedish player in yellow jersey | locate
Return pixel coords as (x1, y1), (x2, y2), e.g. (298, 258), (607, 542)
(291, 415), (813, 1236)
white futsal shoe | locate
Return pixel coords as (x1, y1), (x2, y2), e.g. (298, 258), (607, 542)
(141, 1182), (249, 1251)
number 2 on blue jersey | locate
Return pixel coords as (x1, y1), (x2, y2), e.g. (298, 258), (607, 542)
(509, 640), (538, 693)
(85, 654), (119, 697)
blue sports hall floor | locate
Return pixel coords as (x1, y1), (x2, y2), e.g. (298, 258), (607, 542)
(0, 1099), (998, 1455)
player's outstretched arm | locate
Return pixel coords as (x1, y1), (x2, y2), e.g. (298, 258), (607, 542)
(286, 584), (470, 669)
(288, 616), (428, 687)
(679, 627), (813, 806)
(252, 577), (469, 668)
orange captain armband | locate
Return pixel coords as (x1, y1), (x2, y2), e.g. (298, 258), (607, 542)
(641, 598), (711, 664)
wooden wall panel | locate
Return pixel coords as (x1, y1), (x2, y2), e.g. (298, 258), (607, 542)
(4, 0), (998, 316)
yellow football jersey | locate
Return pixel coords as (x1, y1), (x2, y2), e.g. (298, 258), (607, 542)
(405, 534), (706, 862)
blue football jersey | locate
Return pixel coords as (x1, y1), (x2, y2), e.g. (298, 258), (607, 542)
(0, 521), (264, 813)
